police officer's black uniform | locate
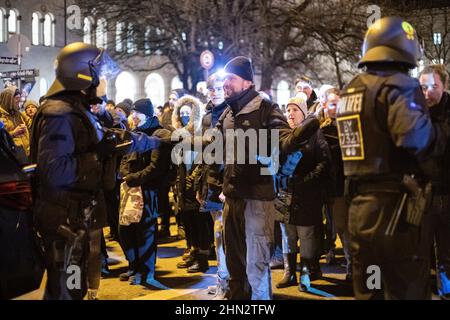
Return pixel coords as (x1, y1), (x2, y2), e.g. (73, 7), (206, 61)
(336, 17), (446, 300)
(30, 43), (161, 300)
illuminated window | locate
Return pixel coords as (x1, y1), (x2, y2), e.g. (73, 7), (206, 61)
(96, 18), (107, 49)
(116, 22), (124, 52)
(115, 71), (136, 102)
(145, 73), (165, 107)
(127, 23), (136, 54)
(83, 17), (92, 44)
(39, 78), (48, 98)
(43, 13), (55, 46)
(434, 32), (442, 45)
(32, 12), (41, 45)
(171, 76), (183, 90)
(277, 80), (290, 106)
(8, 9), (19, 35)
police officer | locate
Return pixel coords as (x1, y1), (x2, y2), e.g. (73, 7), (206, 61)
(336, 17), (446, 300)
(30, 42), (161, 300)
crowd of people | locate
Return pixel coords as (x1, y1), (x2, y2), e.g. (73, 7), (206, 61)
(1, 17), (449, 301)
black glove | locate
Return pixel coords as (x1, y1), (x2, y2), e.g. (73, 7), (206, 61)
(97, 130), (118, 157)
(293, 114), (319, 143)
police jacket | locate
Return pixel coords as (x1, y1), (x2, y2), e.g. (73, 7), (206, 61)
(30, 92), (160, 235)
(219, 87), (316, 201)
(336, 69), (446, 181)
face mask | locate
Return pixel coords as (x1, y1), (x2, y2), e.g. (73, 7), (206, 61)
(134, 112), (147, 128)
(181, 115), (190, 126)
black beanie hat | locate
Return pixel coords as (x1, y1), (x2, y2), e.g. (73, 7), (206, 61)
(133, 98), (154, 118)
(224, 56), (254, 82)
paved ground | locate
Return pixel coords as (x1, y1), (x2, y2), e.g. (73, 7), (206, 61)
(96, 221), (355, 301)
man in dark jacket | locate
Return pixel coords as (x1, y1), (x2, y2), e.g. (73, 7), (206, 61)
(337, 18), (447, 300)
(219, 56), (319, 300)
(419, 64), (450, 299)
(119, 98), (172, 289)
(30, 43), (161, 300)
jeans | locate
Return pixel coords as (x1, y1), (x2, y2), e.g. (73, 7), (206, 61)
(210, 210), (229, 281)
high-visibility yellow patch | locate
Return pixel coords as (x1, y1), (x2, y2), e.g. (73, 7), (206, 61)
(336, 114), (365, 161)
(402, 21), (415, 40)
(77, 73), (92, 81)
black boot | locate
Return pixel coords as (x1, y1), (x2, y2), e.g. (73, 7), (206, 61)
(177, 252), (196, 268)
(298, 259), (311, 292)
(310, 259), (322, 281)
(187, 253), (209, 273)
(276, 253), (298, 288)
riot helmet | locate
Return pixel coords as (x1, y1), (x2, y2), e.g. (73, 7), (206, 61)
(358, 17), (422, 69)
(46, 42), (120, 100)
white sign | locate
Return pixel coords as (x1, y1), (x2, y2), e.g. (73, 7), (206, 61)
(200, 50), (214, 70)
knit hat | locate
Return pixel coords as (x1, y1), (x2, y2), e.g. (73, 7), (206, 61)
(115, 102), (132, 117)
(24, 99), (39, 111)
(287, 94), (308, 118)
(224, 56), (254, 82)
(133, 98), (154, 118)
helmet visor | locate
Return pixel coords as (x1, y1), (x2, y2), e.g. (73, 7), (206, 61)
(92, 49), (121, 80)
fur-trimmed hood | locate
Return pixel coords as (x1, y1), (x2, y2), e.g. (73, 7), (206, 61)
(172, 95), (204, 133)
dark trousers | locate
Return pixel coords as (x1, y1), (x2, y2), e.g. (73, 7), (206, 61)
(192, 211), (214, 251)
(158, 186), (171, 230)
(423, 194), (450, 275)
(181, 209), (194, 249)
(348, 192), (430, 300)
(119, 190), (158, 277)
(43, 236), (88, 300)
(105, 182), (120, 238)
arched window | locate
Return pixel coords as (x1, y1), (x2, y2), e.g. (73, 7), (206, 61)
(8, 9), (19, 35)
(43, 13), (55, 46)
(32, 12), (42, 45)
(276, 80), (290, 107)
(145, 73), (165, 107)
(39, 78), (48, 98)
(127, 23), (135, 54)
(96, 18), (107, 49)
(115, 71), (136, 103)
(144, 26), (151, 55)
(115, 21), (124, 52)
(83, 17), (93, 44)
(171, 76), (183, 90)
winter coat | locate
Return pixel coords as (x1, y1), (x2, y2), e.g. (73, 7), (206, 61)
(196, 101), (227, 212)
(287, 129), (332, 226)
(171, 95), (204, 212)
(219, 87), (315, 201)
(320, 117), (345, 197)
(0, 106), (31, 165)
(120, 118), (172, 219)
(424, 91), (450, 193)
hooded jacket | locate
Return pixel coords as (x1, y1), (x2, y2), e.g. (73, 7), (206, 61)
(171, 95), (204, 212)
(0, 87), (31, 164)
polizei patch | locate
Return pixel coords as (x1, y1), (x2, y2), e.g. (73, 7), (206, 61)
(336, 114), (365, 160)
